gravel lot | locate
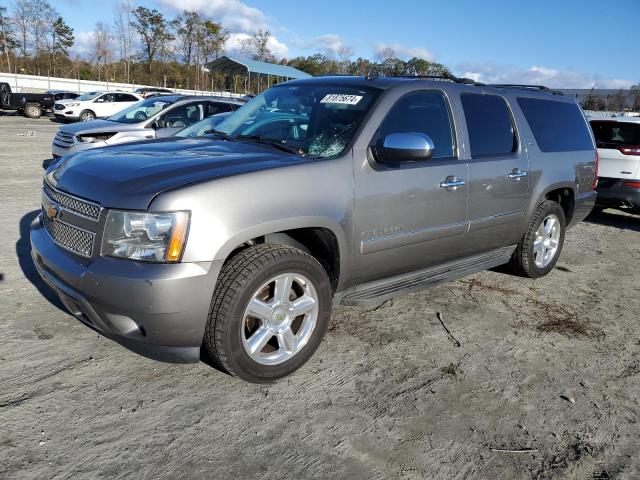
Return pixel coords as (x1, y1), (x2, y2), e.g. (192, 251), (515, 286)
(1, 113), (639, 480)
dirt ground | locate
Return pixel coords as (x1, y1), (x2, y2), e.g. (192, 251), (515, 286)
(0, 114), (638, 480)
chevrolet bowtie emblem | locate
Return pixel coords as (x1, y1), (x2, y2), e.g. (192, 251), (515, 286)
(45, 202), (59, 220)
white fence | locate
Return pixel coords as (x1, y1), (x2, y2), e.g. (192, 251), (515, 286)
(0, 72), (244, 98)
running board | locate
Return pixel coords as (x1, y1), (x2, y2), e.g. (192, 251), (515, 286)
(339, 245), (516, 307)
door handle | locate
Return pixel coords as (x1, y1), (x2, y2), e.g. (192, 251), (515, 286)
(440, 176), (466, 190)
(507, 169), (527, 180)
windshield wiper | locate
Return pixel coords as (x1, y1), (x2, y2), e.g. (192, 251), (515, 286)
(202, 130), (231, 140)
(234, 134), (304, 156)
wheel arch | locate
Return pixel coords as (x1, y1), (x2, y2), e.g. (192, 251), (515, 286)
(528, 182), (576, 225)
(214, 217), (346, 292)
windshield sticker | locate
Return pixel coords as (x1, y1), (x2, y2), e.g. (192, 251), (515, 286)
(320, 94), (363, 105)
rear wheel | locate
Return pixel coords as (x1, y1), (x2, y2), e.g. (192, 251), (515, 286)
(205, 244), (333, 383)
(24, 103), (42, 119)
(509, 200), (566, 278)
(79, 110), (96, 121)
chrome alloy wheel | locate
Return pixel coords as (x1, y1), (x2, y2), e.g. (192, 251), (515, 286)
(533, 214), (561, 268)
(241, 273), (319, 366)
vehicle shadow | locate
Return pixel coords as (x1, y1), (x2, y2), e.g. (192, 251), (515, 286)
(16, 209), (65, 311)
(583, 209), (640, 232)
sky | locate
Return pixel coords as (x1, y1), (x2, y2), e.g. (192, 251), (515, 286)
(43, 0), (640, 88)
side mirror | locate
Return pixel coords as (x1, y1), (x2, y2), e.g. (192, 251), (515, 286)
(377, 132), (435, 162)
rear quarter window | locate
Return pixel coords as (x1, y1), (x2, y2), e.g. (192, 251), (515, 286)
(590, 121), (640, 148)
(517, 97), (594, 152)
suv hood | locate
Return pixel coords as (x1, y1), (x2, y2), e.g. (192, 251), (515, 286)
(59, 119), (142, 135)
(46, 138), (314, 210)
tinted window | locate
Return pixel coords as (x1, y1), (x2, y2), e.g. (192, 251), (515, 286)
(517, 97), (593, 152)
(115, 93), (138, 102)
(461, 93), (516, 157)
(590, 121), (640, 148)
(208, 102), (235, 116)
(161, 102), (206, 128)
(375, 91), (455, 160)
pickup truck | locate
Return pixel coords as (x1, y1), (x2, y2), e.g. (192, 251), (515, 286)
(0, 82), (79, 118)
(31, 75), (597, 382)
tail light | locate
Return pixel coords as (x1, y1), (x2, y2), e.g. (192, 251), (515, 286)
(619, 146), (640, 155)
(623, 181), (640, 189)
(592, 150), (599, 190)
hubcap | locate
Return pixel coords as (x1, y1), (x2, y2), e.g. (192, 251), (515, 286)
(241, 273), (319, 365)
(533, 214), (561, 268)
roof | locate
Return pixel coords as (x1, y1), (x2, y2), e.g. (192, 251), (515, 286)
(207, 55), (312, 79)
(284, 75), (574, 99)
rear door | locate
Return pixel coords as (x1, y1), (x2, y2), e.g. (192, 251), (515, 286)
(461, 92), (529, 251)
(590, 120), (640, 179)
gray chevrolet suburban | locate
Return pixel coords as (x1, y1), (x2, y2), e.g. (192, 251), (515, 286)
(30, 75), (597, 382)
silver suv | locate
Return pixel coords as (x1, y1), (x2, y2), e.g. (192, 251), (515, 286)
(52, 95), (246, 158)
(31, 76), (597, 382)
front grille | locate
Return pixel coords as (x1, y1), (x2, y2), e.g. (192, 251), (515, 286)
(54, 103), (65, 111)
(42, 214), (95, 257)
(53, 131), (75, 149)
(43, 183), (101, 221)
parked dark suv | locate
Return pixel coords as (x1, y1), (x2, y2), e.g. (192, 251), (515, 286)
(31, 75), (597, 382)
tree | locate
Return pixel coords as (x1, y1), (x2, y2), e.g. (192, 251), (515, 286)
(114, 0), (135, 84)
(241, 29), (275, 62)
(50, 16), (73, 76)
(581, 88), (598, 111)
(132, 6), (174, 79)
(607, 89), (626, 112)
(92, 22), (111, 81)
(405, 57), (449, 76)
(12, 0), (31, 67)
(29, 0), (57, 75)
(0, 6), (18, 72)
(174, 10), (200, 88)
(631, 84), (640, 113)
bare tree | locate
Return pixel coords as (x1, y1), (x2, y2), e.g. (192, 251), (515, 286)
(337, 45), (354, 74)
(92, 22), (112, 81)
(12, 0), (31, 67)
(114, 0), (135, 84)
(29, 0), (56, 75)
(241, 29), (274, 62)
(376, 46), (396, 63)
(0, 6), (17, 72)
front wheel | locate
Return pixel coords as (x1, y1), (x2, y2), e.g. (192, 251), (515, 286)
(509, 200), (566, 278)
(205, 244), (333, 382)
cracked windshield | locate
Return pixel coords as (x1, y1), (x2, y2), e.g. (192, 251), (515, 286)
(215, 84), (381, 157)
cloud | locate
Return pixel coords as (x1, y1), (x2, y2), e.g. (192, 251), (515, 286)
(373, 42), (433, 61)
(69, 31), (94, 57)
(457, 63), (636, 89)
(157, 0), (268, 33)
(158, 0), (288, 59)
(309, 34), (347, 55)
(225, 32), (288, 59)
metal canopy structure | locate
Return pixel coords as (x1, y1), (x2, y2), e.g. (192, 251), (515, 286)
(207, 55), (312, 94)
(208, 55), (312, 80)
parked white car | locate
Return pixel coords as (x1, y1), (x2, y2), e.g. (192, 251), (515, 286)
(590, 117), (640, 213)
(53, 91), (143, 122)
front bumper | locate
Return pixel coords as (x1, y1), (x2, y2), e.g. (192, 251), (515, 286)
(30, 215), (223, 363)
(596, 177), (640, 211)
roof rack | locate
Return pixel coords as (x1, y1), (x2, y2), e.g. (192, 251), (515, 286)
(490, 84), (564, 95)
(366, 68), (486, 86)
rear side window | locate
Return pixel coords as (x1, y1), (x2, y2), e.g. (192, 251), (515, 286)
(590, 121), (640, 148)
(461, 93), (517, 157)
(517, 97), (593, 152)
(375, 90), (456, 159)
(208, 102), (235, 116)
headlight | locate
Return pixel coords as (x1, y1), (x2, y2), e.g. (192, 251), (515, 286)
(77, 133), (115, 143)
(101, 210), (190, 262)
(66, 102), (80, 107)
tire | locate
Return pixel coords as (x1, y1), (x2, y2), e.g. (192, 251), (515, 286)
(24, 103), (42, 119)
(509, 200), (566, 278)
(0, 84), (10, 108)
(205, 244), (333, 383)
(79, 110), (96, 122)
